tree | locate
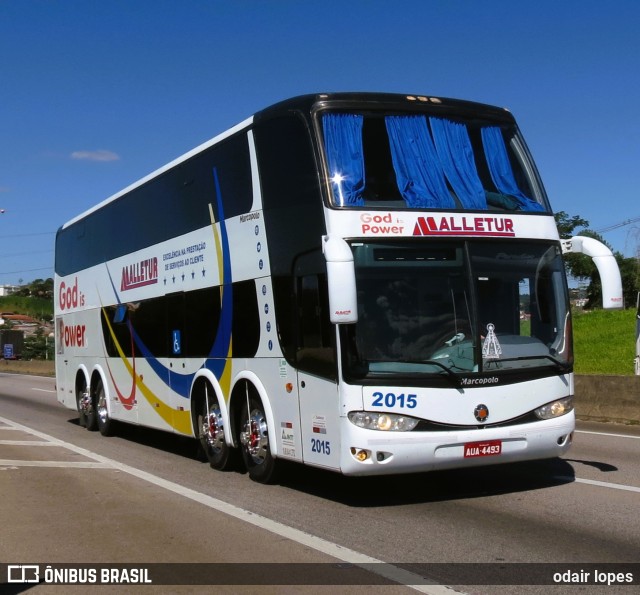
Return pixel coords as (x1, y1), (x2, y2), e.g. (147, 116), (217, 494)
(23, 328), (47, 360)
(555, 211), (589, 238)
(618, 255), (640, 309)
(32, 278), (53, 299)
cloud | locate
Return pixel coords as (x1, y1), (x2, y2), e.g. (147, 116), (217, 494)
(71, 149), (120, 162)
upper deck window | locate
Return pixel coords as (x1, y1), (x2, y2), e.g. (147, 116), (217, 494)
(322, 112), (548, 212)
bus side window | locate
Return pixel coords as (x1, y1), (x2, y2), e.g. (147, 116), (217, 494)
(296, 273), (336, 380)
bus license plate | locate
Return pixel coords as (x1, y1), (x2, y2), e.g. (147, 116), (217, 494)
(463, 440), (502, 458)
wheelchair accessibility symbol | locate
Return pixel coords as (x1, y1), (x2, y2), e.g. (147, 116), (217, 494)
(172, 330), (181, 355)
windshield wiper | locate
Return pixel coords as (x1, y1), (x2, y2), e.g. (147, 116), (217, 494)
(395, 358), (461, 381)
(485, 354), (569, 371)
(422, 359), (460, 379)
(366, 358), (460, 381)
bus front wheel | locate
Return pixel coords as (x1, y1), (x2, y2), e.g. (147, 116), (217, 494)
(239, 392), (279, 484)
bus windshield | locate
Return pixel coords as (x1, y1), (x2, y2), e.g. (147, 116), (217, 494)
(343, 240), (571, 380)
(321, 111), (549, 212)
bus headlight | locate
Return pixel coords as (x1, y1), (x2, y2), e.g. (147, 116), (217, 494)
(348, 411), (419, 431)
(534, 397), (573, 420)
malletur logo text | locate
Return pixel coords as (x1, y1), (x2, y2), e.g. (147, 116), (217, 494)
(121, 257), (159, 291)
(413, 215), (515, 237)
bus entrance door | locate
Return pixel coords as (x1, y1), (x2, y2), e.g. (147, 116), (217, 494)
(298, 371), (341, 471)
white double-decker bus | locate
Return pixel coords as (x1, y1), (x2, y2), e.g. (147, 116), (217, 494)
(55, 93), (622, 483)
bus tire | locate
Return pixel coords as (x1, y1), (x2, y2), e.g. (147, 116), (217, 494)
(76, 385), (87, 428)
(197, 388), (236, 471)
(96, 380), (114, 436)
(85, 388), (98, 431)
(239, 391), (279, 484)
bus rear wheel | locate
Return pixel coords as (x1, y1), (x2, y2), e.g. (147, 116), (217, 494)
(76, 384), (88, 428)
(239, 393), (279, 484)
(96, 380), (114, 436)
(197, 387), (236, 471)
(81, 384), (97, 432)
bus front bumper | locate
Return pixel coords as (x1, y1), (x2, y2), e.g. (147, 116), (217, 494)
(339, 412), (575, 476)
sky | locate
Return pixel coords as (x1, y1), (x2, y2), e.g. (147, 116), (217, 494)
(1, 0), (639, 286)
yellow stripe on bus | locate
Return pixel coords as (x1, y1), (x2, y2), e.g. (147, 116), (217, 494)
(102, 308), (193, 435)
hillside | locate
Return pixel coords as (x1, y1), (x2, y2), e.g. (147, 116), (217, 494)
(0, 295), (53, 322)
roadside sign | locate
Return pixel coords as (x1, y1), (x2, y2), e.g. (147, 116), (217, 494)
(3, 344), (14, 359)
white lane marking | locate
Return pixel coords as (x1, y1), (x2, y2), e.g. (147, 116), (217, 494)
(0, 373), (53, 380)
(0, 440), (59, 445)
(574, 477), (640, 494)
(0, 459), (112, 469)
(576, 430), (640, 440)
(0, 414), (461, 595)
(32, 388), (56, 393)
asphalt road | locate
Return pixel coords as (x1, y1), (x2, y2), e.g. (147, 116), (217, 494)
(1, 373), (639, 594)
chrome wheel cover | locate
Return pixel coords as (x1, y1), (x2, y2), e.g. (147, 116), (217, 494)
(240, 408), (269, 465)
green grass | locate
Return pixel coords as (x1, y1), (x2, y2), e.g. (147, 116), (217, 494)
(572, 307), (637, 375)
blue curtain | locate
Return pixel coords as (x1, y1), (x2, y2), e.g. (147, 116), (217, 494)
(322, 113), (365, 206)
(429, 118), (487, 210)
(385, 116), (455, 208)
(481, 127), (545, 212)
